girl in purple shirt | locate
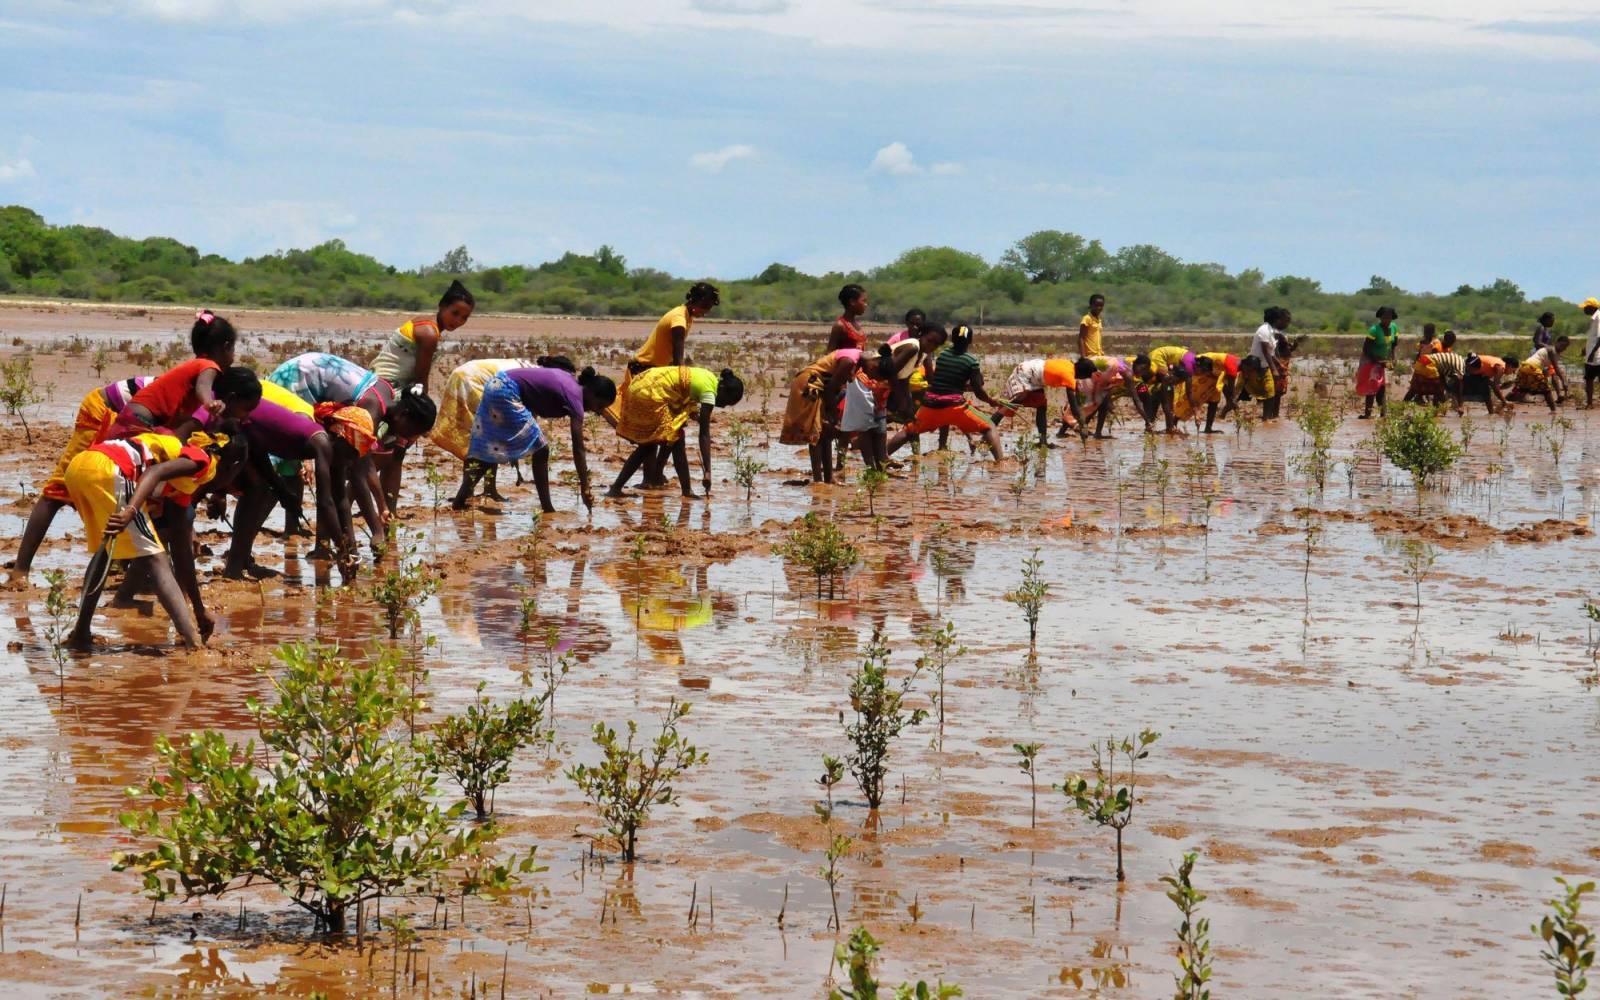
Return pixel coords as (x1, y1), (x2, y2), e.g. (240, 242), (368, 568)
(462, 365), (616, 512)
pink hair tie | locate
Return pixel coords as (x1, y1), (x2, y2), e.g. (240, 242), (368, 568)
(196, 309), (215, 324)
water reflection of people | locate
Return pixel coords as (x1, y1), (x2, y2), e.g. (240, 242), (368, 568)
(595, 559), (734, 666)
(439, 554), (610, 662)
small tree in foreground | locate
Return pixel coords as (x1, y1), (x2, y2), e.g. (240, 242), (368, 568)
(843, 633), (927, 811)
(568, 698), (707, 862)
(1061, 730), (1160, 882)
(1535, 877), (1595, 997)
(1161, 851), (1214, 1000)
(113, 643), (538, 935)
(1374, 403), (1462, 511)
(424, 682), (546, 820)
(829, 926), (964, 999)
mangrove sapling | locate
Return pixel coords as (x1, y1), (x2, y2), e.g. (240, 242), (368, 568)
(422, 459), (448, 518)
(820, 833), (851, 932)
(367, 531), (438, 642)
(567, 698), (707, 862)
(1374, 403), (1463, 513)
(733, 453), (766, 504)
(843, 633), (928, 811)
(1004, 549), (1050, 650)
(91, 343), (111, 382)
(0, 356), (48, 445)
(113, 642), (540, 935)
(423, 682), (546, 820)
(1534, 877), (1595, 997)
(41, 568), (71, 678)
(779, 512), (859, 601)
(1014, 742), (1043, 829)
(818, 755), (846, 816)
(1060, 730), (1160, 882)
(1292, 394), (1336, 495)
(537, 631), (574, 747)
(1161, 851), (1213, 1000)
(828, 926), (964, 999)
(1458, 411), (1476, 451)
(1399, 539), (1436, 623)
(859, 467), (889, 517)
(916, 619), (964, 737)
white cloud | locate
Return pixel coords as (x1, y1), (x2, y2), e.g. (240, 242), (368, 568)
(869, 141), (920, 175)
(869, 142), (961, 177)
(689, 143), (757, 172)
(0, 157), (35, 183)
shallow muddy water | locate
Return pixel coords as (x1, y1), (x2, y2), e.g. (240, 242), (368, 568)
(0, 319), (1596, 997)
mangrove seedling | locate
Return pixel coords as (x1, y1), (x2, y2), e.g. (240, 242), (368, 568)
(1004, 549), (1050, 649)
(1292, 394), (1336, 495)
(537, 630), (574, 746)
(367, 531), (438, 642)
(1398, 539), (1436, 622)
(859, 467), (889, 517)
(567, 698), (707, 862)
(820, 833), (851, 932)
(819, 754), (846, 813)
(423, 682), (546, 820)
(0, 355), (48, 445)
(113, 642), (539, 935)
(1374, 403), (1463, 512)
(1161, 851), (1213, 1000)
(733, 453), (766, 504)
(916, 619), (964, 735)
(1534, 877), (1595, 997)
(1060, 730), (1160, 882)
(779, 511), (859, 601)
(41, 568), (71, 677)
(91, 343), (112, 382)
(1014, 741), (1043, 829)
(422, 459), (449, 517)
(829, 926), (964, 999)
(843, 632), (927, 811)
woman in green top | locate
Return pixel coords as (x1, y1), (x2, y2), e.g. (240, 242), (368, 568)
(1357, 305), (1400, 419)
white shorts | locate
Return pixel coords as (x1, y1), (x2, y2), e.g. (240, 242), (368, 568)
(839, 380), (886, 434)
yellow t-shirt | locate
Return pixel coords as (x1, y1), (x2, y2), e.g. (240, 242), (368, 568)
(636, 305), (692, 367)
(1148, 345), (1189, 374)
(1078, 313), (1103, 357)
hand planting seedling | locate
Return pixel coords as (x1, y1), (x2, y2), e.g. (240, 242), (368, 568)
(1534, 876), (1594, 997)
(568, 697), (707, 862)
(113, 642), (540, 935)
(1161, 851), (1214, 1000)
(828, 925), (964, 999)
(842, 632), (927, 811)
(424, 681), (546, 820)
(1060, 730), (1160, 881)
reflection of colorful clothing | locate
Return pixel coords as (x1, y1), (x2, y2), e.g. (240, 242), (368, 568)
(64, 433), (214, 560)
(370, 317), (437, 387)
(269, 353), (382, 409)
(43, 377), (152, 502)
(432, 359), (532, 461)
(780, 351), (858, 445)
(616, 367), (713, 445)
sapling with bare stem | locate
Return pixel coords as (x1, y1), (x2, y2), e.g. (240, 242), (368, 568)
(1534, 876), (1595, 997)
(422, 459), (448, 518)
(367, 530), (438, 643)
(1014, 742), (1042, 829)
(1060, 730), (1160, 882)
(817, 755), (846, 817)
(1161, 851), (1213, 1000)
(42, 568), (71, 679)
(567, 698), (707, 862)
(917, 619), (964, 738)
(842, 631), (927, 811)
(820, 833), (851, 932)
(1398, 539), (1436, 623)
(1004, 549), (1050, 649)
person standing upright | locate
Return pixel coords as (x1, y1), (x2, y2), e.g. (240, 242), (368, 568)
(1078, 293), (1106, 358)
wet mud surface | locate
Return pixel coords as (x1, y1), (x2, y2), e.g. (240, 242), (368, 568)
(0, 308), (1597, 997)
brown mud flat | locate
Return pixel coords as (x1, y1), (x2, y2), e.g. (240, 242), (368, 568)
(0, 315), (1594, 996)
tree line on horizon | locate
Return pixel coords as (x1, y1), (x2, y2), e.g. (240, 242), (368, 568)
(0, 204), (1580, 337)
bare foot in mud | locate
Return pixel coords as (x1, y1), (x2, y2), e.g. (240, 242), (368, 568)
(0, 573), (30, 592)
(306, 546), (334, 562)
(486, 488), (509, 502)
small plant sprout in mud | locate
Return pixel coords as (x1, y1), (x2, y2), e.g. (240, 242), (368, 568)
(422, 458), (449, 517)
(1060, 730), (1160, 882)
(567, 697), (707, 862)
(629, 533), (648, 564)
(1004, 549), (1050, 650)
(820, 833), (851, 932)
(779, 512), (859, 601)
(41, 568), (71, 677)
(916, 619), (964, 737)
(843, 631), (928, 812)
(1374, 403), (1463, 512)
(0, 355), (48, 445)
(367, 530), (438, 642)
(1161, 851), (1214, 1000)
(733, 452), (766, 504)
(537, 629), (574, 746)
(818, 755), (846, 814)
(1398, 539), (1436, 623)
(828, 926), (964, 999)
(859, 466), (889, 517)
(1534, 877), (1595, 997)
(112, 642), (541, 936)
(1014, 742), (1043, 829)
(1292, 394), (1337, 495)
(1458, 411), (1476, 450)
(423, 682), (546, 821)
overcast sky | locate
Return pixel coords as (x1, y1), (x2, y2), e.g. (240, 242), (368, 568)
(2, 1), (1597, 297)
